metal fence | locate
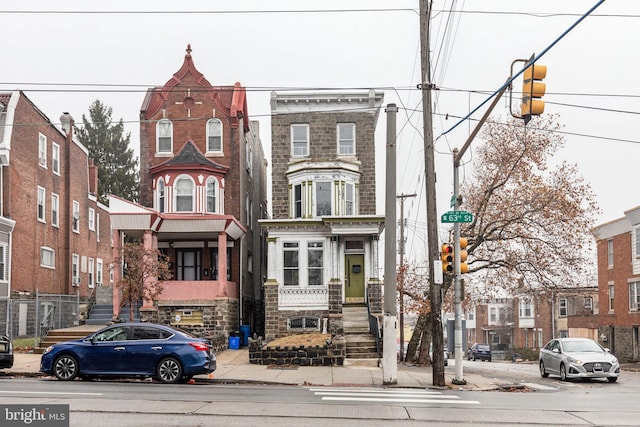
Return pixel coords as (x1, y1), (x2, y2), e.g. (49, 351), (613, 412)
(0, 291), (80, 346)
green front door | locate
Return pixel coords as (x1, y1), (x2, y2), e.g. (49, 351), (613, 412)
(345, 254), (365, 303)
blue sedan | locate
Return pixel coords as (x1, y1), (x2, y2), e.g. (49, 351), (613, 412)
(40, 323), (216, 384)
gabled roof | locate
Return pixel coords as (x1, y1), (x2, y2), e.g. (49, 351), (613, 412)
(141, 44), (249, 131)
(151, 140), (228, 174)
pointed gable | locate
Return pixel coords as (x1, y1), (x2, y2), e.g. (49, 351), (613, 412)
(151, 140), (228, 174)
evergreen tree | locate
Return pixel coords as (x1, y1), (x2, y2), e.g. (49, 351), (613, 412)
(75, 100), (139, 204)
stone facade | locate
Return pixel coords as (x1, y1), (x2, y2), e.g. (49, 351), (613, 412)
(248, 335), (346, 366)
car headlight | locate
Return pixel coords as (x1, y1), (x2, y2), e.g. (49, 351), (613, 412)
(43, 346), (54, 355)
(567, 356), (582, 365)
(611, 356), (618, 364)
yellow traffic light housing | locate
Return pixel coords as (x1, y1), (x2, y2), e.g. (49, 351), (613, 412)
(441, 244), (453, 273)
(521, 62), (547, 123)
(459, 238), (469, 274)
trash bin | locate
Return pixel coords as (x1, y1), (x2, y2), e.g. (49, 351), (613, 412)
(228, 332), (241, 350)
(239, 325), (250, 346)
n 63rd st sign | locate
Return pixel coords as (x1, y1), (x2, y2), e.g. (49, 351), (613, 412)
(441, 210), (473, 223)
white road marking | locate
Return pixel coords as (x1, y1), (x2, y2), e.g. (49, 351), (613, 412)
(0, 390), (103, 396)
(520, 382), (558, 391)
(309, 388), (480, 405)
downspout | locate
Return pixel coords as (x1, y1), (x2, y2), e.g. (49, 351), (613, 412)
(239, 236), (244, 326)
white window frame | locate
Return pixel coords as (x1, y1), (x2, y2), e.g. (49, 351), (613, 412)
(291, 124), (309, 157)
(283, 242), (299, 286)
(88, 258), (95, 289)
(52, 142), (60, 175)
(307, 241), (324, 286)
(608, 283), (615, 312)
(174, 175), (195, 212)
(635, 227), (640, 259)
(584, 297), (593, 310)
(519, 299), (533, 318)
(206, 177), (217, 213)
(38, 133), (47, 167)
(72, 253), (80, 286)
(88, 207), (95, 231)
(157, 178), (166, 212)
(607, 239), (614, 268)
(629, 281), (640, 311)
(40, 247), (55, 269)
(0, 243), (7, 283)
(37, 186), (46, 222)
(245, 136), (253, 174)
(96, 213), (100, 242)
(96, 258), (103, 286)
(315, 181), (332, 216)
(337, 123), (355, 156)
(72, 200), (80, 233)
(156, 119), (173, 153)
(206, 118), (223, 153)
(51, 193), (59, 228)
(559, 297), (568, 317)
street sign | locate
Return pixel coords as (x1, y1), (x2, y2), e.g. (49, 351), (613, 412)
(441, 210), (473, 223)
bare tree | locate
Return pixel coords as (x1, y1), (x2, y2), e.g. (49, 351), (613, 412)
(116, 242), (171, 321)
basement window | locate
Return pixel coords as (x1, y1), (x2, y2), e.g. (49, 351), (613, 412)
(287, 316), (320, 332)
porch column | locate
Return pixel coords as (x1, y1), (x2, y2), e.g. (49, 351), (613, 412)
(141, 230), (155, 310)
(266, 236), (277, 280)
(331, 235), (339, 279)
(111, 228), (122, 319)
(217, 231), (228, 297)
(370, 234), (379, 279)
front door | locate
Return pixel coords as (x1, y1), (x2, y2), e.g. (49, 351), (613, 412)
(345, 254), (365, 303)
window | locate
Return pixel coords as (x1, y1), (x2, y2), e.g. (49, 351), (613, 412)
(283, 242), (299, 286)
(0, 244), (7, 282)
(609, 283), (615, 311)
(40, 247), (55, 268)
(629, 281), (640, 311)
(157, 119), (173, 153)
(52, 143), (60, 174)
(584, 297), (593, 311)
(175, 176), (194, 212)
(559, 297), (568, 317)
(51, 193), (59, 227)
(307, 242), (323, 286)
(519, 299), (533, 318)
(337, 123), (355, 155)
(245, 136), (252, 174)
(245, 194), (252, 227)
(315, 181), (331, 216)
(293, 184), (303, 218)
(157, 178), (166, 212)
(206, 177), (217, 213)
(88, 207), (95, 231)
(206, 119), (222, 152)
(635, 227), (640, 258)
(38, 133), (47, 167)
(96, 259), (103, 285)
(291, 124), (309, 157)
(88, 258), (95, 288)
(96, 213), (100, 241)
(607, 239), (614, 268)
(72, 201), (80, 233)
(345, 183), (354, 215)
(489, 307), (497, 323)
(37, 187), (45, 222)
(210, 247), (232, 281)
(177, 250), (201, 281)
(467, 308), (475, 321)
(72, 254), (80, 286)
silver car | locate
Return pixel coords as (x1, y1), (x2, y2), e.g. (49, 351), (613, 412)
(539, 338), (620, 382)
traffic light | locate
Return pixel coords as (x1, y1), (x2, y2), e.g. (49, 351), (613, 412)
(441, 244), (453, 273)
(521, 61), (547, 124)
(459, 238), (469, 274)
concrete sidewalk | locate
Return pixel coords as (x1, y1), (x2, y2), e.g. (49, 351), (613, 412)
(6, 349), (500, 390)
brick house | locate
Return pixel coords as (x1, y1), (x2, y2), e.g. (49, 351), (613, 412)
(260, 90), (385, 350)
(0, 91), (111, 330)
(109, 45), (268, 337)
(593, 206), (640, 361)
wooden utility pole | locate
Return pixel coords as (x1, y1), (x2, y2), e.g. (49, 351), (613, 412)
(419, 0), (444, 386)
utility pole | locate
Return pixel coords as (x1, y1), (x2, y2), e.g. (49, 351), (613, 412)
(397, 193), (416, 362)
(419, 0), (444, 386)
(383, 104), (398, 385)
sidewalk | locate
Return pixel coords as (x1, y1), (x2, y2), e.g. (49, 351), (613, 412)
(6, 349), (500, 390)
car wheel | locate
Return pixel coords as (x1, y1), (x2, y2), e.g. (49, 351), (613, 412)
(607, 377), (618, 383)
(53, 355), (78, 381)
(560, 363), (568, 381)
(157, 357), (183, 384)
(539, 361), (549, 378)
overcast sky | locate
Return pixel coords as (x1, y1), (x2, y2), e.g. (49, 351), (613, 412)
(2, 0), (638, 261)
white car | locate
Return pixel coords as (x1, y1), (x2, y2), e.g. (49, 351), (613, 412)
(539, 338), (620, 382)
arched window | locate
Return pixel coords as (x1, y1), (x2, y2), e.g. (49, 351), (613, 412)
(175, 176), (194, 212)
(157, 119), (173, 153)
(206, 119), (222, 152)
(157, 178), (165, 212)
(206, 177), (217, 213)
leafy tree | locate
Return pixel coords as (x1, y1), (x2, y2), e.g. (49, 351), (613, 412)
(459, 115), (599, 296)
(116, 242), (171, 322)
(75, 100), (139, 204)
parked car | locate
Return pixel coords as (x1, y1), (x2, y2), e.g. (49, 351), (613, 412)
(0, 335), (13, 369)
(539, 337), (620, 382)
(467, 343), (492, 361)
(40, 323), (216, 384)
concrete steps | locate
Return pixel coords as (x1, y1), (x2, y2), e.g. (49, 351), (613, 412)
(35, 326), (102, 354)
(343, 305), (380, 366)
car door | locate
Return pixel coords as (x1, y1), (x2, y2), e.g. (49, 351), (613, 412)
(544, 340), (562, 375)
(126, 325), (173, 375)
(83, 325), (131, 374)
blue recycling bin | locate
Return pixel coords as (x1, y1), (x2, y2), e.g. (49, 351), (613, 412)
(228, 335), (240, 350)
(239, 325), (250, 346)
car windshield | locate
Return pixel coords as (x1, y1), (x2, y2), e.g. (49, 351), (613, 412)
(477, 345), (489, 351)
(562, 340), (602, 353)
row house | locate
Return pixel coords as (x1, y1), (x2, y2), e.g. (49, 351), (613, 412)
(593, 206), (640, 361)
(260, 90), (385, 346)
(0, 91), (111, 334)
(109, 46), (268, 337)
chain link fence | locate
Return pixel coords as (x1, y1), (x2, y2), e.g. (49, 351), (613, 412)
(0, 291), (80, 346)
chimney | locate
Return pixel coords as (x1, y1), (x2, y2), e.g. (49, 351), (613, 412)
(88, 159), (99, 196)
(60, 112), (73, 136)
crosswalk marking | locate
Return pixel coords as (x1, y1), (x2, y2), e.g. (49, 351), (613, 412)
(308, 388), (480, 405)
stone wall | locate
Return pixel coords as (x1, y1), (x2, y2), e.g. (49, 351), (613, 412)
(248, 335), (346, 366)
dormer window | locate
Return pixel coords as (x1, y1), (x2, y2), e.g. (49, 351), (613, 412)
(157, 119), (173, 153)
(207, 119), (222, 153)
(175, 175), (194, 212)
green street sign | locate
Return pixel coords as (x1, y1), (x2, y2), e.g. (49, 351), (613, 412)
(441, 210), (473, 223)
